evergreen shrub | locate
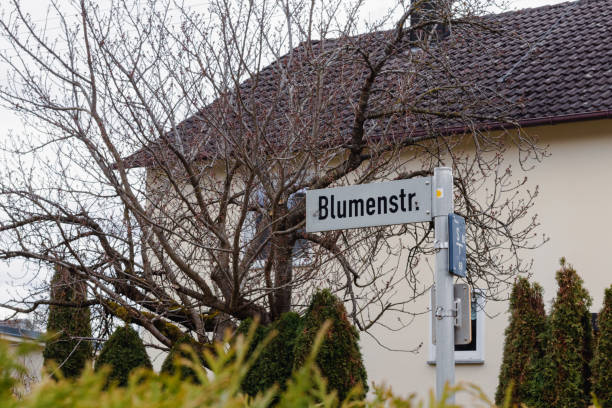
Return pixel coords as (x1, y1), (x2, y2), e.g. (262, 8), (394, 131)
(94, 325), (152, 387)
(591, 285), (612, 407)
(0, 329), (510, 408)
(43, 266), (92, 379)
(236, 317), (268, 360)
(537, 260), (593, 408)
(293, 290), (368, 401)
(495, 277), (547, 406)
(238, 312), (302, 396)
(160, 335), (207, 383)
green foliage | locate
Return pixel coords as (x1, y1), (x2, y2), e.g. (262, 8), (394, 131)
(0, 329), (536, 408)
(591, 285), (612, 407)
(521, 322), (552, 408)
(0, 340), (27, 400)
(293, 290), (368, 402)
(237, 292), (367, 402)
(239, 312), (302, 397)
(536, 261), (593, 408)
(160, 335), (207, 384)
(495, 277), (547, 406)
(94, 326), (152, 387)
(43, 266), (93, 380)
(236, 317), (269, 361)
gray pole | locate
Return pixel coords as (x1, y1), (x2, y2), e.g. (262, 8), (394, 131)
(432, 167), (454, 402)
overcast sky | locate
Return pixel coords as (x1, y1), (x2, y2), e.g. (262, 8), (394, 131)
(0, 0), (568, 319)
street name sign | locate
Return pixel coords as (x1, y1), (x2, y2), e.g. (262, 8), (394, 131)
(305, 178), (433, 232)
(448, 213), (467, 277)
(304, 168), (463, 402)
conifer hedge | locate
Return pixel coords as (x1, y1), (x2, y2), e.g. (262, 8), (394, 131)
(293, 290), (368, 401)
(236, 317), (268, 361)
(0, 335), (502, 408)
(536, 261), (593, 408)
(495, 277), (546, 406)
(43, 266), (92, 379)
(235, 292), (367, 401)
(94, 325), (152, 387)
(238, 312), (302, 396)
(160, 334), (208, 383)
(591, 285), (612, 407)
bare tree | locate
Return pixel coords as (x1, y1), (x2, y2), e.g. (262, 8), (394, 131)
(0, 0), (546, 351)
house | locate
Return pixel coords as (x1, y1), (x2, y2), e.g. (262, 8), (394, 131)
(358, 0), (612, 401)
(126, 0), (611, 402)
(0, 319), (44, 396)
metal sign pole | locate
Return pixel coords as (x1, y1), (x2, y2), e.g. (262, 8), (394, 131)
(432, 167), (455, 402)
(306, 166), (461, 401)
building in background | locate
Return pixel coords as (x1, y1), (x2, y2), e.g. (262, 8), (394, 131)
(126, 0), (611, 401)
(359, 0), (612, 401)
(0, 319), (44, 396)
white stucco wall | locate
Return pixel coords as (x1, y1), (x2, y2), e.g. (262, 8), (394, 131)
(142, 118), (612, 403)
(0, 334), (44, 396)
(360, 118), (612, 403)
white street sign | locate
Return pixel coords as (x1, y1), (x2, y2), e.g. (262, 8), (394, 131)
(306, 168), (458, 403)
(305, 177), (432, 232)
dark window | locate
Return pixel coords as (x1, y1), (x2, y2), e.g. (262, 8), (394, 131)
(247, 189), (310, 265)
(455, 319), (477, 351)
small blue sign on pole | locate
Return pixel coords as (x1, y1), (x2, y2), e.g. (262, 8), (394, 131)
(448, 214), (467, 277)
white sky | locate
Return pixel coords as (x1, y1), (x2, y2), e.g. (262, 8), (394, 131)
(0, 0), (568, 319)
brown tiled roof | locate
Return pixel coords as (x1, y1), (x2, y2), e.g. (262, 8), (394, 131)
(123, 0), (612, 168)
(484, 0), (612, 122)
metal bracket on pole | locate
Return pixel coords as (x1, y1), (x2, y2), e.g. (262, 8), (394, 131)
(431, 283), (471, 346)
(454, 283), (472, 345)
(434, 241), (448, 249)
(453, 298), (461, 328)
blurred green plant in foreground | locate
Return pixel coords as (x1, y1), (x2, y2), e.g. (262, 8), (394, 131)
(0, 321), (602, 408)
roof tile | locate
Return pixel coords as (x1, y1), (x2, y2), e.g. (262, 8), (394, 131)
(123, 0), (612, 167)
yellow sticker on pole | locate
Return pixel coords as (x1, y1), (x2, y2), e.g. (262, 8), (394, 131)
(436, 188), (443, 198)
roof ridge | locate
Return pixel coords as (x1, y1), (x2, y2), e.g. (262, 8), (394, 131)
(496, 0), (577, 16)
